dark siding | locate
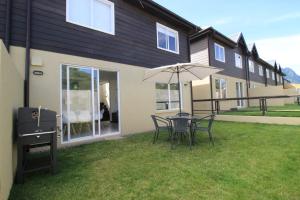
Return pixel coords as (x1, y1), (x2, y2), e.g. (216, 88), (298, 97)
(7, 0), (190, 68)
(267, 69), (276, 86)
(248, 59), (265, 84)
(0, 0), (6, 40)
(208, 37), (247, 80)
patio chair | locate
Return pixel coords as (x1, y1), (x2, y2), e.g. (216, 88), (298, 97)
(191, 115), (215, 145)
(151, 115), (172, 144)
(176, 112), (191, 117)
(170, 117), (192, 149)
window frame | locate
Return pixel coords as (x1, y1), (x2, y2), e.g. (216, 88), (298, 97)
(215, 78), (227, 99)
(156, 23), (180, 54)
(66, 0), (115, 35)
(214, 43), (226, 63)
(248, 60), (255, 73)
(235, 53), (243, 68)
(259, 65), (264, 76)
(155, 83), (183, 111)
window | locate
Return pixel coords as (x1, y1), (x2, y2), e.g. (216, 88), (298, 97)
(249, 60), (255, 73)
(272, 72), (275, 80)
(66, 0), (115, 35)
(235, 53), (242, 68)
(277, 74), (280, 82)
(156, 23), (179, 54)
(266, 69), (270, 78)
(156, 83), (181, 110)
(215, 79), (227, 98)
(259, 65), (263, 76)
(214, 43), (225, 62)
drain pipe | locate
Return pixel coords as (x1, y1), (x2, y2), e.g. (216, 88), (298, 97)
(24, 0), (32, 107)
(4, 0), (12, 50)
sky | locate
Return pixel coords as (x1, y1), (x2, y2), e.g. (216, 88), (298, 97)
(154, 0), (300, 74)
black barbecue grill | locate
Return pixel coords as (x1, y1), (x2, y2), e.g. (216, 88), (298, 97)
(16, 107), (58, 183)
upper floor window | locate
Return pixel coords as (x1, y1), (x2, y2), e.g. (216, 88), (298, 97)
(259, 65), (263, 76)
(266, 69), (270, 78)
(215, 78), (227, 98)
(235, 53), (242, 68)
(66, 0), (115, 35)
(156, 23), (179, 54)
(272, 72), (275, 80)
(249, 60), (255, 73)
(156, 83), (181, 110)
(214, 43), (225, 62)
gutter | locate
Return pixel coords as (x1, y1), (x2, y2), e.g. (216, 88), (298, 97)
(4, 0), (12, 50)
(24, 0), (32, 107)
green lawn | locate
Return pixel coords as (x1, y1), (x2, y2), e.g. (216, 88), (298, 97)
(222, 104), (300, 117)
(9, 121), (300, 200)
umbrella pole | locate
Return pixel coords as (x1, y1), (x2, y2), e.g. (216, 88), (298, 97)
(176, 66), (182, 114)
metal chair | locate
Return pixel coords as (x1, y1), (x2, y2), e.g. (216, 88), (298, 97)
(151, 115), (172, 144)
(191, 115), (215, 145)
(170, 117), (192, 149)
(176, 112), (191, 117)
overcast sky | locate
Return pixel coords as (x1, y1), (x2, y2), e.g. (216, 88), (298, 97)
(154, 0), (300, 74)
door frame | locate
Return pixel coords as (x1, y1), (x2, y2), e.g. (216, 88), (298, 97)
(236, 82), (245, 108)
(59, 64), (121, 144)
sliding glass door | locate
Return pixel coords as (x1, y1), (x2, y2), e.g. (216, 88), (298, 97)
(61, 65), (100, 142)
(61, 65), (120, 143)
(236, 82), (245, 108)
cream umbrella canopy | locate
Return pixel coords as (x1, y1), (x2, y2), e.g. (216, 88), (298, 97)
(143, 62), (222, 113)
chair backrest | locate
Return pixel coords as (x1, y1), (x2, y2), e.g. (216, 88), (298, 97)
(176, 112), (190, 117)
(172, 117), (190, 133)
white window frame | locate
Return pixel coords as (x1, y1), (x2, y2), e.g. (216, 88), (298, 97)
(155, 83), (183, 111)
(235, 53), (243, 68)
(66, 0), (115, 35)
(249, 60), (255, 73)
(214, 43), (225, 63)
(215, 78), (227, 99)
(259, 65), (263, 76)
(156, 23), (179, 54)
(266, 69), (270, 78)
(272, 72), (275, 80)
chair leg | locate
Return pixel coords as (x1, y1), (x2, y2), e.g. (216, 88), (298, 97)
(208, 130), (214, 146)
(156, 129), (160, 141)
(153, 130), (157, 144)
(188, 131), (192, 150)
(171, 131), (175, 149)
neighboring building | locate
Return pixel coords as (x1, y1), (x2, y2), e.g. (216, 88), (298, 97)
(190, 27), (285, 112)
(0, 0), (199, 145)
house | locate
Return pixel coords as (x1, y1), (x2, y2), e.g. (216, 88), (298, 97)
(189, 27), (286, 113)
(0, 0), (199, 146)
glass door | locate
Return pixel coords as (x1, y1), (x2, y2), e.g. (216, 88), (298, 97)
(61, 65), (100, 143)
(236, 82), (244, 108)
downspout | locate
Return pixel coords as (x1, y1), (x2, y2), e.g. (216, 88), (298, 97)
(207, 36), (214, 114)
(24, 0), (32, 107)
(264, 67), (267, 87)
(4, 0), (12, 51)
(245, 54), (250, 107)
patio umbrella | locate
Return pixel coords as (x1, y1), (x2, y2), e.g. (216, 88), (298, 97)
(143, 62), (222, 113)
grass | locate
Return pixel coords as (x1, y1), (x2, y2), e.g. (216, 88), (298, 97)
(222, 104), (300, 117)
(9, 121), (300, 200)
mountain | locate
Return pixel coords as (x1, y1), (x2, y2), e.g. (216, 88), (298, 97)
(283, 68), (300, 84)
